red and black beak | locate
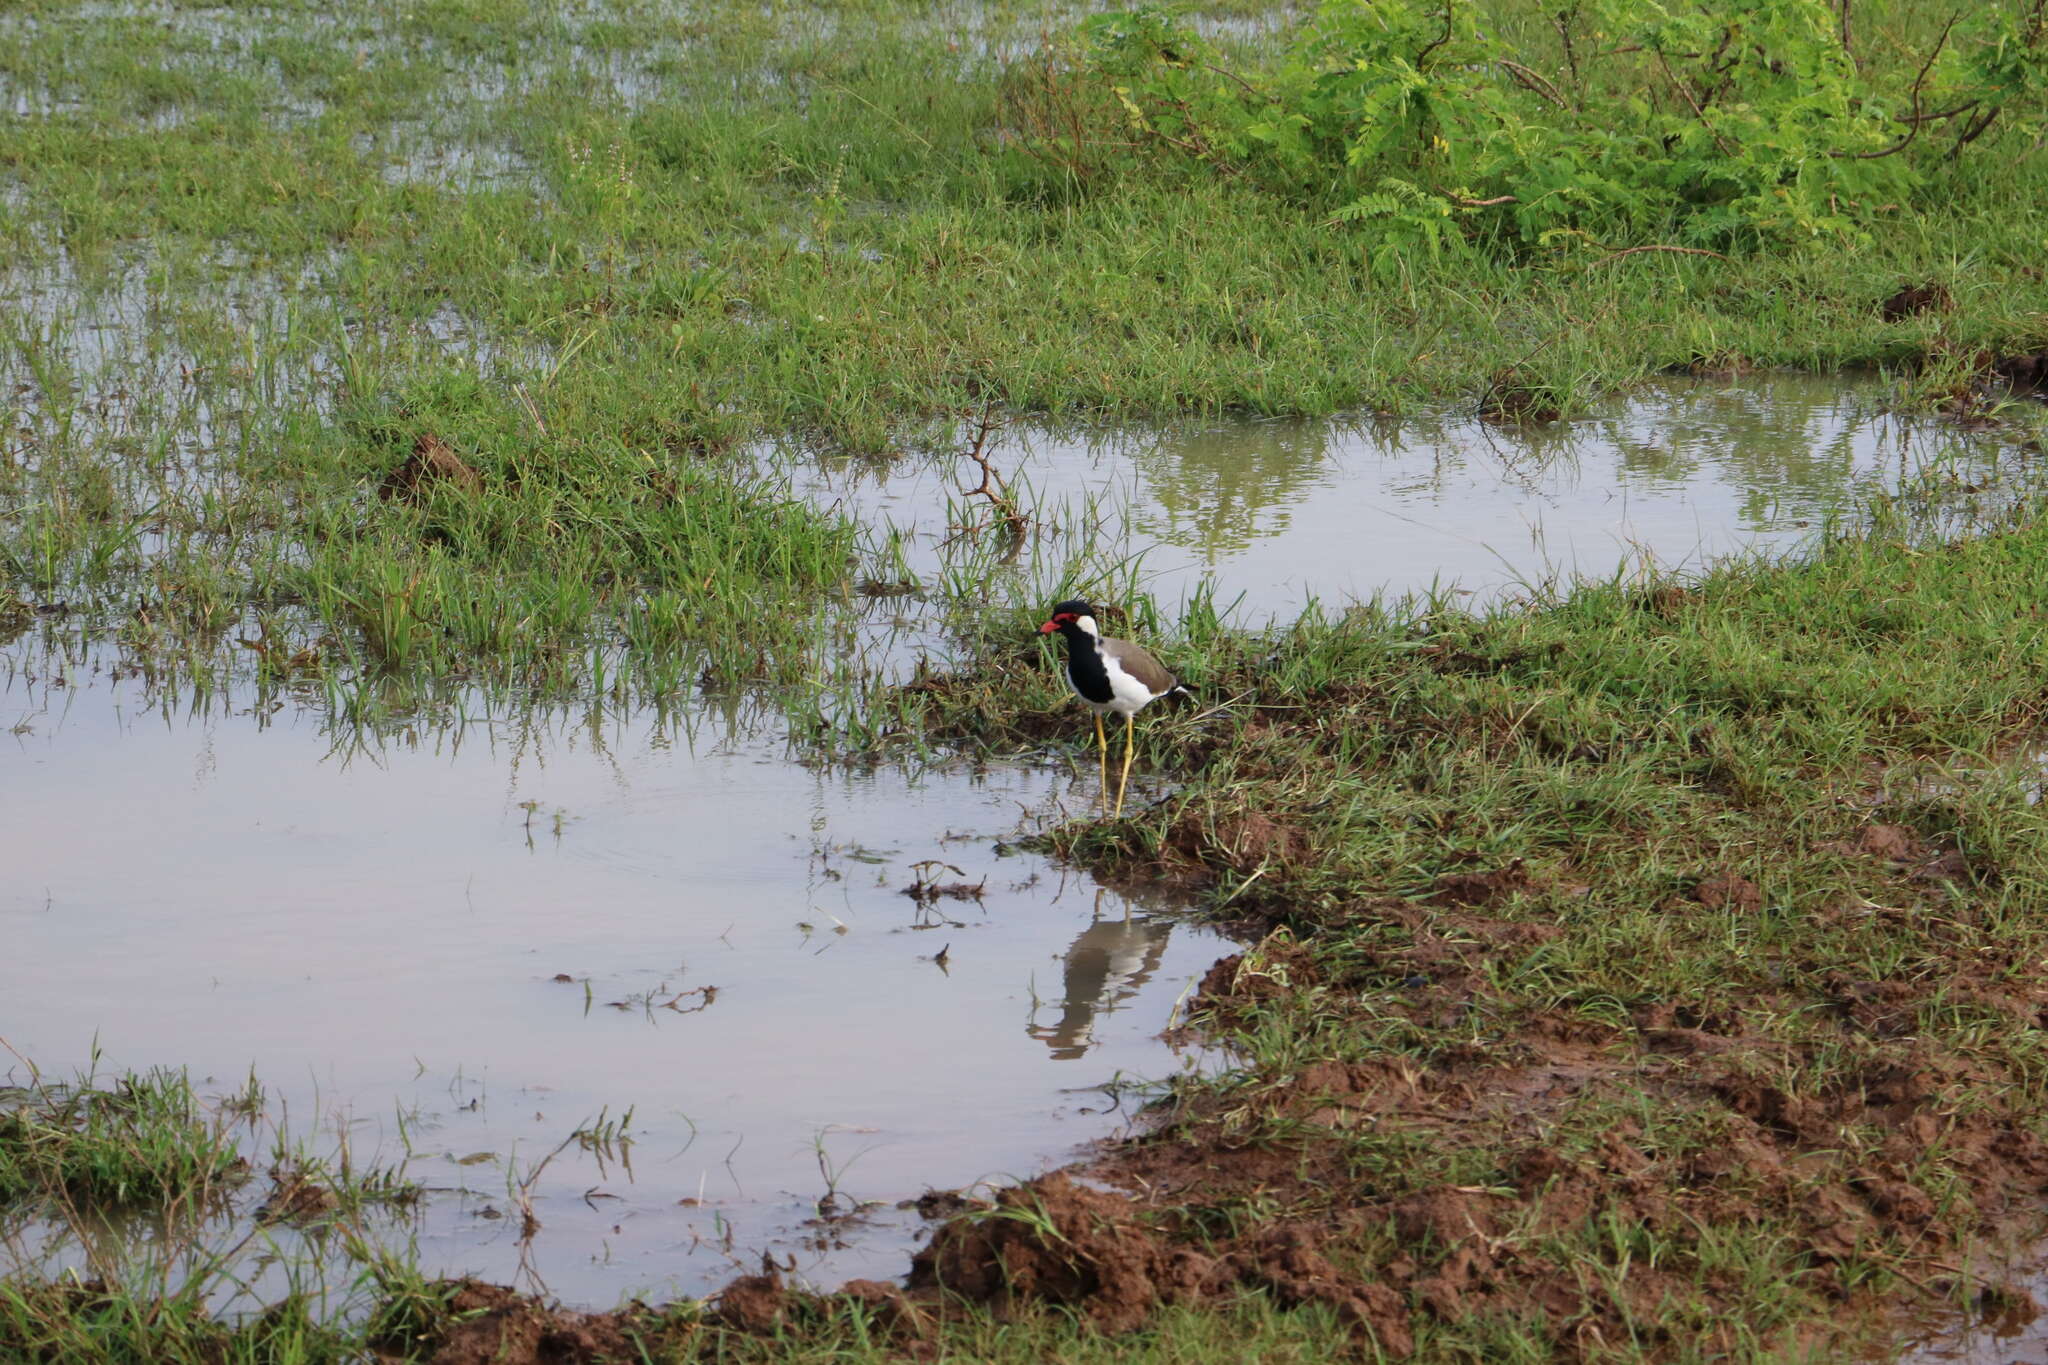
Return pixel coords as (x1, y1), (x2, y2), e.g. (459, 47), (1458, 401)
(1038, 618), (1060, 634)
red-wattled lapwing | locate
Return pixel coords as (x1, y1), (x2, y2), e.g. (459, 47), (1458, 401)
(1039, 600), (1190, 817)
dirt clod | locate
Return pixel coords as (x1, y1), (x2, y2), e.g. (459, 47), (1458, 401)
(1431, 859), (1529, 907)
(1237, 1224), (1414, 1356)
(1879, 282), (1954, 321)
(1994, 353), (2048, 393)
(1382, 1186), (1498, 1249)
(1170, 809), (1308, 877)
(1638, 584), (1695, 618)
(710, 1273), (787, 1334)
(380, 434), (484, 503)
(909, 1173), (1188, 1333)
(902, 1188), (990, 1220)
(1857, 823), (1920, 862)
(383, 1280), (641, 1365)
(1478, 365), (1562, 423)
(257, 1168), (337, 1225)
(1691, 870), (1762, 912)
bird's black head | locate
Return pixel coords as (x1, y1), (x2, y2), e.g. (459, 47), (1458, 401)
(1038, 599), (1098, 636)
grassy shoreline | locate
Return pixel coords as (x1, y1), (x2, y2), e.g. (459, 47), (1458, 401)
(841, 504), (2048, 1360)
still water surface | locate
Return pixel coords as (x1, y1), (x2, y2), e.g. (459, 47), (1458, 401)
(3, 674), (1227, 1304)
(800, 374), (2013, 619)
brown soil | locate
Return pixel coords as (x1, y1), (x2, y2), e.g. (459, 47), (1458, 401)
(1022, 953), (2048, 1362)
(1430, 858), (1529, 907)
(908, 1174), (1227, 1334)
(1636, 583), (1696, 619)
(1994, 353), (2048, 394)
(371, 1281), (654, 1364)
(256, 1165), (338, 1224)
(1880, 281), (1955, 321)
(1690, 868), (1762, 912)
(380, 433), (484, 503)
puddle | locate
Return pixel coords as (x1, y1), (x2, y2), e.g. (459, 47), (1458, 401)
(1897, 1267), (2048, 1362)
(1, 662), (1229, 1306)
(791, 375), (2026, 621)
(10, 0), (2041, 1336)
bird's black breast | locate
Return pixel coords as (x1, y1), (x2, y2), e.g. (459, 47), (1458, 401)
(1062, 635), (1115, 705)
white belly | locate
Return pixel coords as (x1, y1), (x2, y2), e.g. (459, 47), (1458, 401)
(1081, 654), (1166, 719)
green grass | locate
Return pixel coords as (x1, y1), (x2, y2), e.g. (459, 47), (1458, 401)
(869, 499), (2048, 1359)
(0, 1068), (251, 1213)
(5, 0), (2048, 1358)
(4, 0), (2047, 724)
(0, 1063), (437, 1365)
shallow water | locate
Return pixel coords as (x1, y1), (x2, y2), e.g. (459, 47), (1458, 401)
(1, 661), (1229, 1306)
(1897, 1267), (2048, 1363)
(797, 375), (2021, 621)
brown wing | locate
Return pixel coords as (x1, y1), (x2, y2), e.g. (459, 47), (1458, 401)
(1100, 636), (1177, 696)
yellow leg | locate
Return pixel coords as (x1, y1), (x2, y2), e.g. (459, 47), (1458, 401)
(1094, 712), (1109, 814)
(1115, 714), (1136, 817)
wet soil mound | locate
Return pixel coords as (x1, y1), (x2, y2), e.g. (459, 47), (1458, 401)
(371, 1281), (648, 1364)
(910, 1173), (1222, 1333)
(909, 1172), (1412, 1353)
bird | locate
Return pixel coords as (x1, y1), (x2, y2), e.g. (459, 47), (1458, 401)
(1038, 599), (1190, 817)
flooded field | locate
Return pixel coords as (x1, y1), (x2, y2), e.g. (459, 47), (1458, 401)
(5, 369), (2033, 1311)
(8, 0), (2048, 1354)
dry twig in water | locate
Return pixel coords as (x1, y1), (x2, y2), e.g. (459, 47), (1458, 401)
(950, 401), (1030, 542)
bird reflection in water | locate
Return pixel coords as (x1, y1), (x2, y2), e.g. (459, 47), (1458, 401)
(1029, 891), (1176, 1060)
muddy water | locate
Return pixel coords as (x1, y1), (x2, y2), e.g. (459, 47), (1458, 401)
(2, 663), (1228, 1305)
(800, 375), (2019, 620)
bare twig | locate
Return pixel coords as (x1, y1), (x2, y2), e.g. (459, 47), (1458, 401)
(1437, 189), (1519, 207)
(1899, 99), (1981, 125)
(1845, 11), (1959, 160)
(1162, 94), (1246, 177)
(1553, 3), (1584, 105)
(1651, 48), (1738, 157)
(1414, 1), (1456, 70)
(1949, 105), (2001, 159)
(1201, 60), (1261, 98)
(951, 400), (1029, 540)
(1499, 59), (1568, 107)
